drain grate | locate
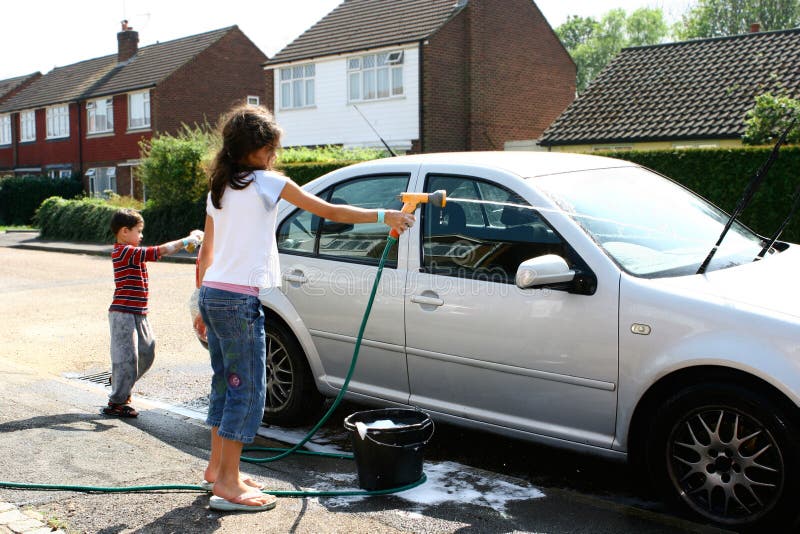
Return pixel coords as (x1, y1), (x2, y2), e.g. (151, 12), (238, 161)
(75, 371), (111, 385)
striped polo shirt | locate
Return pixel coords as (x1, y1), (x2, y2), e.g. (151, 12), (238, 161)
(109, 243), (160, 314)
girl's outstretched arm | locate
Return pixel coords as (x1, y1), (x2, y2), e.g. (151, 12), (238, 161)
(279, 180), (415, 235)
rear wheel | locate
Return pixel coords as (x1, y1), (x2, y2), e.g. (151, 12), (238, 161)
(645, 383), (800, 530)
(263, 316), (324, 426)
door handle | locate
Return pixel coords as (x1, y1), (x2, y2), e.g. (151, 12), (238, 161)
(283, 271), (307, 284)
(410, 295), (444, 307)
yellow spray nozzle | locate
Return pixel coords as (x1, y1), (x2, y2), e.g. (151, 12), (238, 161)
(389, 190), (447, 238)
(397, 190), (447, 212)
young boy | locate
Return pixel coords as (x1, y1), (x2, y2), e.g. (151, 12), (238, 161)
(104, 208), (203, 417)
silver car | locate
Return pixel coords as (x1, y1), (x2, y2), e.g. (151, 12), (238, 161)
(192, 151), (800, 530)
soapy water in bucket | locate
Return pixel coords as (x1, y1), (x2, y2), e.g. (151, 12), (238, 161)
(354, 419), (399, 440)
(344, 409), (435, 491)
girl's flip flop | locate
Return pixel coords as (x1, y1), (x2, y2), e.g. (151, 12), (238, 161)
(209, 492), (277, 512)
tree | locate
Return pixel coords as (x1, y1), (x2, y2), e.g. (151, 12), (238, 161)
(557, 8), (668, 93)
(136, 124), (216, 207)
(676, 0), (800, 40)
(742, 93), (800, 145)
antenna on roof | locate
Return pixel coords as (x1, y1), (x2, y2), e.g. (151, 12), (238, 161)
(352, 104), (397, 157)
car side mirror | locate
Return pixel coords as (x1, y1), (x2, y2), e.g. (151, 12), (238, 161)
(515, 254), (575, 289)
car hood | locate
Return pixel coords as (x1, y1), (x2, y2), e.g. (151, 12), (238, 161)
(655, 245), (800, 320)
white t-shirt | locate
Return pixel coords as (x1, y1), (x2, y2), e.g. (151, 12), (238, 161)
(203, 170), (289, 288)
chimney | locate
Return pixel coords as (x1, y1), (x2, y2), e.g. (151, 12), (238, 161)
(117, 20), (139, 63)
(750, 23), (761, 33)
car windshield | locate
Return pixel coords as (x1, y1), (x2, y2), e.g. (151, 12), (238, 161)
(534, 166), (765, 278)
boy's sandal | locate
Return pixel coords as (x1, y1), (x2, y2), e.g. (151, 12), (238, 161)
(102, 403), (139, 418)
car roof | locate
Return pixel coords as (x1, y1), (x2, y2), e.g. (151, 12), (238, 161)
(346, 151), (638, 178)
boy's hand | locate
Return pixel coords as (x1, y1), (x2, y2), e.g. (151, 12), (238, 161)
(183, 230), (204, 252)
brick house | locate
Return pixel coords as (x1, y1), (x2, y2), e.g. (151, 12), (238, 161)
(267, 0), (575, 153)
(539, 27), (800, 152)
(0, 24), (270, 198)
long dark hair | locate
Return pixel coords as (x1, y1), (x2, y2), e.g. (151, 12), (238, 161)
(209, 104), (283, 209)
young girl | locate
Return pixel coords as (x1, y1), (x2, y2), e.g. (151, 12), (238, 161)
(197, 104), (414, 512)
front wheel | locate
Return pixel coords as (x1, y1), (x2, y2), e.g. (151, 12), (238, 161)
(645, 383), (800, 530)
(262, 316), (324, 427)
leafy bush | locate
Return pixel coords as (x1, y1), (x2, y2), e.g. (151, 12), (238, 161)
(137, 125), (215, 207)
(742, 93), (800, 146)
(603, 146), (800, 243)
(0, 175), (83, 225)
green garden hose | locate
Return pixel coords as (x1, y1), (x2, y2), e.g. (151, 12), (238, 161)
(0, 235), (428, 497)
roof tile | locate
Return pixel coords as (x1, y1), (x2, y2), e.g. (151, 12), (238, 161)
(541, 28), (800, 145)
(268, 0), (464, 64)
(0, 26), (236, 113)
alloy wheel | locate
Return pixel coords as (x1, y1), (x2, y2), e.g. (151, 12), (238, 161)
(667, 406), (784, 525)
(265, 332), (294, 412)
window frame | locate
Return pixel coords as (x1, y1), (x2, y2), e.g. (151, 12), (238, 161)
(247, 95), (260, 106)
(128, 90), (151, 130)
(420, 172), (577, 284)
(278, 63), (316, 110)
(86, 97), (114, 135)
(46, 104), (70, 139)
(0, 114), (11, 145)
(347, 50), (404, 102)
(20, 110), (36, 142)
(276, 173), (409, 268)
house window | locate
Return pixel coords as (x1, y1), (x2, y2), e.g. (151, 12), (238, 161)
(87, 97), (114, 134)
(247, 95), (260, 106)
(47, 168), (72, 179)
(87, 167), (117, 197)
(20, 110), (36, 142)
(0, 114), (10, 145)
(348, 51), (404, 102)
(279, 64), (315, 109)
(128, 90), (151, 129)
(46, 105), (70, 139)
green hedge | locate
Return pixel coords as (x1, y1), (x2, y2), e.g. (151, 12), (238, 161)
(34, 150), (800, 245)
(0, 175), (83, 225)
(603, 146), (800, 244)
(36, 197), (118, 242)
(33, 161), (352, 244)
(35, 196), (206, 245)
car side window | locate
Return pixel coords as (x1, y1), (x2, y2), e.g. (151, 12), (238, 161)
(422, 174), (569, 283)
(277, 203), (323, 255)
(277, 174), (408, 266)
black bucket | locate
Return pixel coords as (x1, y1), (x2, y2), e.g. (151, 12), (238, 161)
(343, 408), (434, 491)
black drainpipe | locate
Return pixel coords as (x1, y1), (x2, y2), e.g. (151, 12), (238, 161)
(77, 100), (84, 178)
(12, 112), (18, 169)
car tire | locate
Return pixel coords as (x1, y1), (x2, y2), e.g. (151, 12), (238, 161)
(262, 315), (324, 427)
(645, 382), (800, 530)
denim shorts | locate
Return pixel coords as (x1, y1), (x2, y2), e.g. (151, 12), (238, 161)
(199, 286), (266, 443)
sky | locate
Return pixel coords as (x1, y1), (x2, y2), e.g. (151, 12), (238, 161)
(0, 0), (693, 81)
